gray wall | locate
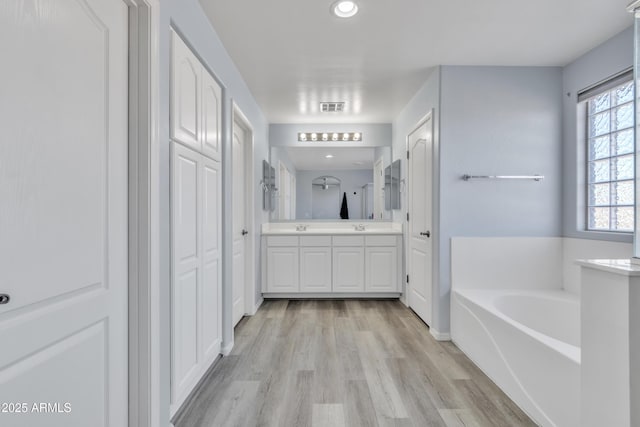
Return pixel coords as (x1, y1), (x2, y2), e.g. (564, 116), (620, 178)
(392, 66), (564, 335)
(296, 169), (374, 220)
(161, 1), (270, 425)
(562, 26), (633, 243)
(438, 65), (563, 333)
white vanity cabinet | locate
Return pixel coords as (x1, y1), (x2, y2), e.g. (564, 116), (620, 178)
(265, 236), (299, 293)
(300, 236), (332, 292)
(333, 236), (365, 292)
(365, 236), (399, 292)
(262, 231), (401, 297)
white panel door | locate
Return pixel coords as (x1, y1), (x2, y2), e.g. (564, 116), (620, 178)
(0, 1), (128, 425)
(200, 157), (222, 363)
(171, 31), (201, 151)
(332, 248), (365, 292)
(365, 247), (398, 292)
(300, 247), (332, 292)
(171, 144), (201, 406)
(408, 116), (434, 326)
(267, 248), (300, 292)
(201, 70), (222, 161)
(232, 122), (247, 325)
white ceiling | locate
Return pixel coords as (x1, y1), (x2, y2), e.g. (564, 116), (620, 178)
(282, 147), (376, 170)
(200, 0), (632, 124)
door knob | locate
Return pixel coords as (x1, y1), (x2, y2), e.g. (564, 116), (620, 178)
(0, 294), (10, 305)
(241, 229), (249, 236)
(420, 231), (431, 238)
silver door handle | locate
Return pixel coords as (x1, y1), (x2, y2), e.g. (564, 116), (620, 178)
(241, 229), (249, 236)
(0, 294), (10, 305)
(420, 231), (430, 237)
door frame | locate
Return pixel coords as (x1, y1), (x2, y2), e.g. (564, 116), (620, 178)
(125, 1), (161, 426)
(231, 102), (258, 319)
(405, 111), (435, 329)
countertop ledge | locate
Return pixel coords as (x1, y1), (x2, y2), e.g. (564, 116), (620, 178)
(576, 258), (640, 277)
(262, 230), (403, 235)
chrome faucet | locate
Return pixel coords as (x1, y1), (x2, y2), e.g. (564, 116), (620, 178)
(354, 224), (366, 231)
(296, 224), (307, 232)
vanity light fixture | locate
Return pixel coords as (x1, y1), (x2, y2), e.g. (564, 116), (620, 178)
(298, 132), (363, 142)
(325, 154), (334, 158)
(332, 0), (358, 18)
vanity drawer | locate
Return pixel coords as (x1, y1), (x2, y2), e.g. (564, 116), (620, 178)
(300, 236), (331, 246)
(365, 235), (397, 246)
(266, 236), (299, 247)
(332, 236), (365, 246)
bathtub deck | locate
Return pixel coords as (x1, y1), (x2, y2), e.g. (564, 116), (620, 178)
(174, 300), (536, 427)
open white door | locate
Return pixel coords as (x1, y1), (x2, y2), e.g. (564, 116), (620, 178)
(232, 119), (247, 326)
(407, 114), (434, 326)
(0, 1), (129, 425)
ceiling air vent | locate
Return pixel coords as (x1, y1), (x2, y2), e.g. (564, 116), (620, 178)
(320, 102), (345, 113)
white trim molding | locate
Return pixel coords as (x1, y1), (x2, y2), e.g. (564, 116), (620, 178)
(221, 341), (235, 356)
(125, 1), (161, 427)
(430, 328), (451, 341)
(252, 297), (264, 315)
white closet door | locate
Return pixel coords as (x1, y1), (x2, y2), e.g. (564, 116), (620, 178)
(0, 1), (128, 425)
(171, 143), (202, 409)
(201, 157), (222, 362)
(171, 31), (201, 151)
(201, 70), (222, 161)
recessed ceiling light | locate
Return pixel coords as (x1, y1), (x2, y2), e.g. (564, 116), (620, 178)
(325, 154), (334, 158)
(332, 1), (358, 18)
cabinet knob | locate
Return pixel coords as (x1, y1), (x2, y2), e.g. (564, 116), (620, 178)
(241, 229), (249, 236)
(0, 294), (10, 305)
(419, 231), (431, 238)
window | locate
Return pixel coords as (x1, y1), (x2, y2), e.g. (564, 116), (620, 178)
(584, 78), (634, 232)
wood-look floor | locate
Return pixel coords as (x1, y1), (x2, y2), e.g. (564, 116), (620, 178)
(174, 300), (536, 427)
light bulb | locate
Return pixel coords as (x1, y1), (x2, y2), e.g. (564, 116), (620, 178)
(333, 1), (358, 18)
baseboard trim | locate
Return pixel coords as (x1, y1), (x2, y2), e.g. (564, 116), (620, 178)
(430, 328), (451, 341)
(221, 340), (234, 356)
(251, 297), (264, 315)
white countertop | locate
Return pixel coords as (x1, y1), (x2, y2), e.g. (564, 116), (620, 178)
(262, 221), (402, 235)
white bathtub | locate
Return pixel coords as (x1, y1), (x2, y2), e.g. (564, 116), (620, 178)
(452, 288), (580, 427)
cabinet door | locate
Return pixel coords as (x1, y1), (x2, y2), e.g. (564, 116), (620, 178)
(267, 247), (299, 292)
(201, 70), (222, 161)
(365, 247), (398, 292)
(300, 247), (332, 292)
(332, 247), (365, 292)
(171, 31), (201, 151)
(200, 156), (222, 362)
(171, 143), (201, 405)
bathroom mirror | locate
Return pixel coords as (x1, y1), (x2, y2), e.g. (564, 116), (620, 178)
(385, 159), (401, 210)
(261, 160), (276, 211)
(270, 145), (392, 221)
